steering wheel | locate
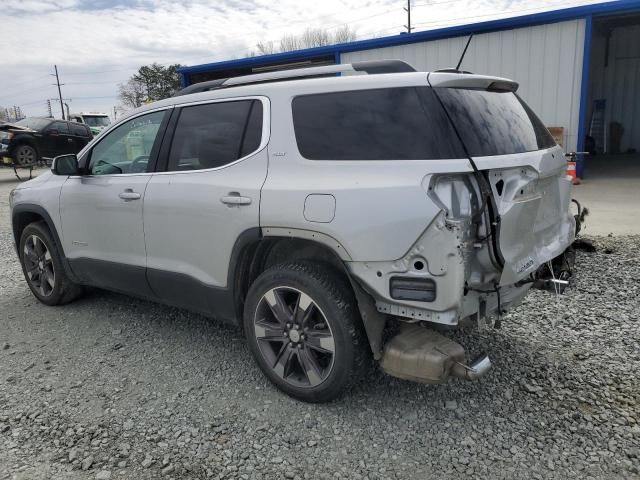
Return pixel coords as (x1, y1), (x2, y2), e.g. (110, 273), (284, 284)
(130, 155), (149, 173)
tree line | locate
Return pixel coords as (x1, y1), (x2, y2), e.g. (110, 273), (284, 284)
(117, 26), (357, 109)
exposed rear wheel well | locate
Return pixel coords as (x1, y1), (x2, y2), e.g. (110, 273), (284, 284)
(232, 237), (350, 321)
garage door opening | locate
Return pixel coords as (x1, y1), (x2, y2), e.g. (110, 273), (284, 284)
(583, 14), (640, 180)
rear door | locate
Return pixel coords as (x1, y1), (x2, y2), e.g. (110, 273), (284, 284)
(44, 121), (74, 158)
(143, 97), (268, 318)
(69, 122), (92, 152)
(430, 73), (575, 285)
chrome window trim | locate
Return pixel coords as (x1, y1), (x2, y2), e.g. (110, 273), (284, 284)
(154, 95), (271, 176)
(72, 96), (271, 178)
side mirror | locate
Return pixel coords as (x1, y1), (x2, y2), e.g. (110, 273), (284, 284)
(51, 154), (79, 176)
(48, 129), (59, 136)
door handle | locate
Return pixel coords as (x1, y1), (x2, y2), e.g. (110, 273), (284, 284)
(67, 138), (73, 143)
(118, 189), (141, 201)
(221, 192), (252, 206)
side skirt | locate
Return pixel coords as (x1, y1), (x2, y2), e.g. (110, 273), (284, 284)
(67, 258), (238, 325)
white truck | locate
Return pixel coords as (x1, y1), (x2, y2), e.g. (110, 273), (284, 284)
(69, 112), (111, 136)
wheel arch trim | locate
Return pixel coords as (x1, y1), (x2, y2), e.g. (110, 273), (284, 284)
(262, 227), (351, 261)
(11, 203), (80, 283)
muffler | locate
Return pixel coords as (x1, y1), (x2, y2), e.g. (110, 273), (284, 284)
(380, 324), (491, 383)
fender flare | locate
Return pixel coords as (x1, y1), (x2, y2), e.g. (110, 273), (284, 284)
(11, 203), (80, 283)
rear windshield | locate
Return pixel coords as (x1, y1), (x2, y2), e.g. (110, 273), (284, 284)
(83, 116), (111, 127)
(15, 118), (51, 131)
(435, 88), (556, 157)
(292, 87), (466, 160)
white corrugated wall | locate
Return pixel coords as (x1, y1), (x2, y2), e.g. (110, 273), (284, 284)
(342, 19), (586, 151)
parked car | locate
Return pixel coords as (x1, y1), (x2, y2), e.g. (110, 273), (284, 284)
(0, 117), (92, 166)
(68, 112), (111, 136)
(9, 61), (575, 402)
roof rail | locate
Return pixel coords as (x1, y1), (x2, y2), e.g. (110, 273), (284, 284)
(433, 68), (474, 74)
(173, 60), (416, 97)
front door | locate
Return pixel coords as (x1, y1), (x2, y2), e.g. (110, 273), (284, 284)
(59, 109), (169, 297)
(143, 98), (268, 320)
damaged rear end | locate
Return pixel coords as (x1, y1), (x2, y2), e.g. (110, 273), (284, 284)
(349, 72), (576, 384)
(431, 73), (576, 288)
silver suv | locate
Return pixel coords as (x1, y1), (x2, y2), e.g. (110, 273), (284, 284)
(10, 61), (575, 402)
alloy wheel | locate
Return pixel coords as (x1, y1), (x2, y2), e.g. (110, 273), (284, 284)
(23, 234), (55, 297)
(253, 286), (336, 388)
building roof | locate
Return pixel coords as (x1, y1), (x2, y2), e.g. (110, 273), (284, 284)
(178, 0), (640, 78)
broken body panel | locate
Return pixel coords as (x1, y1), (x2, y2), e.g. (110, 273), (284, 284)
(346, 74), (575, 333)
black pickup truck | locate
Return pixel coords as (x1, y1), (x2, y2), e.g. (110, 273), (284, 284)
(0, 117), (93, 166)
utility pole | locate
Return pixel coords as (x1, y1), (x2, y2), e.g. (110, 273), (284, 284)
(404, 0), (412, 33)
(46, 99), (52, 118)
(113, 106), (117, 120)
(52, 65), (65, 120)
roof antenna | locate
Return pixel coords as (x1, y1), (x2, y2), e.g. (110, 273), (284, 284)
(455, 34), (474, 71)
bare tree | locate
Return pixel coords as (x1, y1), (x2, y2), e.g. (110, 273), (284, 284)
(255, 26), (357, 55)
(117, 78), (145, 109)
(279, 34), (302, 52)
(256, 40), (276, 55)
(301, 28), (331, 48)
(333, 25), (357, 44)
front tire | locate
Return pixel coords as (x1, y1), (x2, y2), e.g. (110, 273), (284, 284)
(19, 222), (83, 306)
(244, 262), (368, 403)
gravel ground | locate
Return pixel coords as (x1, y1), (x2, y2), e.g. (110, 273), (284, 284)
(0, 170), (639, 480)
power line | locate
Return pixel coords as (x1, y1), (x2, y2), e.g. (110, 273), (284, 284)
(63, 68), (134, 76)
(0, 74), (51, 93)
(411, 0), (587, 28)
(67, 95), (119, 100)
(0, 84), (54, 101)
(65, 80), (121, 85)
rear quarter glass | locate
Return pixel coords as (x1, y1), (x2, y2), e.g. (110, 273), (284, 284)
(434, 88), (556, 157)
(291, 86), (466, 161)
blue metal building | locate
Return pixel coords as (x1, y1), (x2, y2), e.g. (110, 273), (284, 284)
(178, 1), (640, 177)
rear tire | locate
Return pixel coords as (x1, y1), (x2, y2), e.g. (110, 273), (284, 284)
(19, 222), (83, 306)
(244, 262), (369, 403)
(13, 144), (38, 167)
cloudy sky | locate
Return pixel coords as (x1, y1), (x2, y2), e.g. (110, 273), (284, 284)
(0, 0), (613, 118)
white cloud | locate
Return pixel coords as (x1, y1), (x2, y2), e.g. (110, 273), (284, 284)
(0, 0), (614, 116)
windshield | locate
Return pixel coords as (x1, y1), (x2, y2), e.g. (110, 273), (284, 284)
(435, 88), (556, 157)
(83, 116), (111, 127)
(15, 118), (51, 131)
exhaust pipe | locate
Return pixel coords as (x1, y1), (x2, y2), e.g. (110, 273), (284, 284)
(380, 324), (492, 383)
(451, 354), (492, 380)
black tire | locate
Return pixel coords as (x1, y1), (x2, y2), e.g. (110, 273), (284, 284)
(19, 222), (83, 306)
(13, 144), (38, 167)
(244, 261), (369, 403)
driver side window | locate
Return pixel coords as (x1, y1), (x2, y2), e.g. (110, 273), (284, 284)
(88, 110), (165, 175)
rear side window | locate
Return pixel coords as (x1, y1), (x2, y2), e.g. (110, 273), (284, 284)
(70, 123), (88, 136)
(167, 100), (263, 171)
(50, 121), (69, 134)
(292, 87), (466, 160)
(435, 88), (556, 157)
